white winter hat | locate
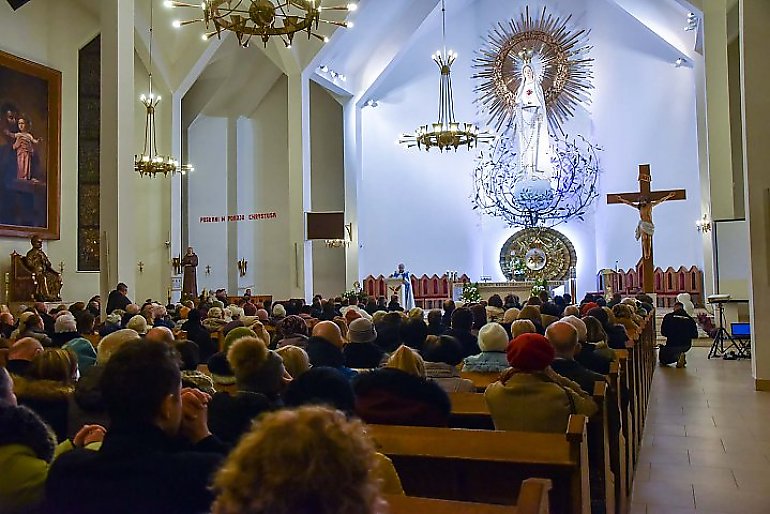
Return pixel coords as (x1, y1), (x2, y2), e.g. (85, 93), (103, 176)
(478, 322), (509, 352)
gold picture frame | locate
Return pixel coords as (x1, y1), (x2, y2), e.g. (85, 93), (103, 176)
(0, 48), (61, 239)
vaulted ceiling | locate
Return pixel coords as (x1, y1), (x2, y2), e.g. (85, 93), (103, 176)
(9, 0), (699, 124)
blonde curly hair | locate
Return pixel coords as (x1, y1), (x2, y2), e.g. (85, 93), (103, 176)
(212, 406), (385, 514)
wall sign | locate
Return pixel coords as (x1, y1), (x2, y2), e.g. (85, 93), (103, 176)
(199, 212), (278, 224)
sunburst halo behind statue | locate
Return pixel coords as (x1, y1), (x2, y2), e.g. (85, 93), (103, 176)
(473, 6), (594, 133)
(471, 6), (599, 228)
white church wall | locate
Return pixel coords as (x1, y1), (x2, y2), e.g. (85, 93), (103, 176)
(236, 116), (256, 295)
(0, 2), (162, 306)
(133, 54), (173, 304)
(248, 76), (293, 300)
(590, 0), (703, 273)
(310, 81), (347, 298)
(0, 1), (99, 304)
(0, 1), (179, 306)
(357, 0), (702, 297)
(187, 115), (229, 294)
(358, 2), (485, 281)
(184, 75), (294, 301)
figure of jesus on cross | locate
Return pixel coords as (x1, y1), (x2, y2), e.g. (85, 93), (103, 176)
(607, 164), (686, 293)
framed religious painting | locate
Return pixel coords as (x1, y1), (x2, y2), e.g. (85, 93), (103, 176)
(0, 49), (61, 239)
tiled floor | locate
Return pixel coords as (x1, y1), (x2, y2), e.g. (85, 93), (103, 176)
(631, 348), (770, 514)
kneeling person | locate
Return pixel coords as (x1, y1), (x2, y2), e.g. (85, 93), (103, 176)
(659, 302), (698, 368)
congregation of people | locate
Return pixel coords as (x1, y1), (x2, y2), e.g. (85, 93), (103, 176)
(0, 282), (672, 513)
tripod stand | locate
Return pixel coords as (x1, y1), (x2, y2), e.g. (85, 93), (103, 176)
(707, 301), (745, 359)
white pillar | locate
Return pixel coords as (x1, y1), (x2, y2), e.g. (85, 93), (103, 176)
(703, 0), (735, 221)
(170, 91), (183, 303)
(739, 0), (770, 390)
(226, 117), (239, 294)
(343, 99), (362, 288)
(99, 0), (136, 310)
(287, 73), (312, 300)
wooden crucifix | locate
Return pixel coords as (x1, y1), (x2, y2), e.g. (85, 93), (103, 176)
(607, 164), (686, 293)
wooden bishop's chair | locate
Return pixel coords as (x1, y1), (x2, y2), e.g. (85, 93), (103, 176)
(9, 251), (36, 302)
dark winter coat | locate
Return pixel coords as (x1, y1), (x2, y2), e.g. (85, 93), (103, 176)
(51, 331), (80, 348)
(12, 376), (74, 442)
(306, 337), (358, 380)
(574, 342), (613, 375)
(352, 368), (451, 427)
(343, 342), (385, 369)
(661, 309), (699, 348)
(445, 328), (481, 358)
(45, 423), (227, 514)
(66, 366), (110, 439)
(550, 357), (607, 395)
(208, 390), (275, 445)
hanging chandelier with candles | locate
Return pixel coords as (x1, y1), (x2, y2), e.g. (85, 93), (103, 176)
(165, 0), (357, 48)
(399, 0), (493, 152)
(135, 0), (193, 177)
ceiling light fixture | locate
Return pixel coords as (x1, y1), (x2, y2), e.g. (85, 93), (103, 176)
(135, 0), (193, 177)
(685, 12), (699, 31)
(166, 0), (357, 48)
(399, 0), (493, 152)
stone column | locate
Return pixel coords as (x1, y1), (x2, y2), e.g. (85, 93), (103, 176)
(739, 0), (770, 390)
(99, 0), (136, 312)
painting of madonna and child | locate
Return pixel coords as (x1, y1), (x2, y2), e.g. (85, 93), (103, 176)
(0, 49), (61, 239)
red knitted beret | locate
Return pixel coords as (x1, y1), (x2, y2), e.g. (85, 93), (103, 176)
(506, 333), (555, 371)
(580, 302), (599, 317)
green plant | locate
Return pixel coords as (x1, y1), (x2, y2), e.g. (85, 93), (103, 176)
(530, 278), (548, 297)
(461, 282), (481, 303)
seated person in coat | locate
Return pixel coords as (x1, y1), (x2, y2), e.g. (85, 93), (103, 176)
(484, 333), (597, 433)
(45, 340), (228, 513)
(352, 345), (450, 427)
(462, 322), (510, 373)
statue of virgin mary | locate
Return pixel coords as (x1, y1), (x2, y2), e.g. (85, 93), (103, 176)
(513, 62), (553, 182)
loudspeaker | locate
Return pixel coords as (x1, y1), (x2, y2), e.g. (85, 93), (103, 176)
(6, 0), (33, 10)
(306, 212), (344, 240)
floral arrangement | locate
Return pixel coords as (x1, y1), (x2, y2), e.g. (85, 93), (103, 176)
(461, 282), (481, 303)
(530, 278), (549, 297)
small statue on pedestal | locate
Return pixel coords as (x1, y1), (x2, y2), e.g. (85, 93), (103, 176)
(181, 246), (198, 300)
(24, 235), (62, 302)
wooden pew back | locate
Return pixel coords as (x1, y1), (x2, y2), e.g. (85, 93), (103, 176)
(385, 477), (551, 514)
(367, 416), (589, 514)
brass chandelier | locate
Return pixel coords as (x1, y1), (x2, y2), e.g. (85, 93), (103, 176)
(399, 0), (493, 152)
(135, 0), (192, 177)
(166, 0), (357, 48)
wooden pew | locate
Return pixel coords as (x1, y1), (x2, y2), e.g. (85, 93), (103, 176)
(385, 478), (551, 514)
(460, 371), (500, 392)
(588, 381), (615, 514)
(367, 416), (590, 514)
(607, 362), (628, 514)
(450, 386), (615, 514)
(449, 392), (494, 430)
(614, 349), (635, 494)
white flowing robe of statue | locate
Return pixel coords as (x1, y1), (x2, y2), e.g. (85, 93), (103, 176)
(513, 65), (554, 182)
